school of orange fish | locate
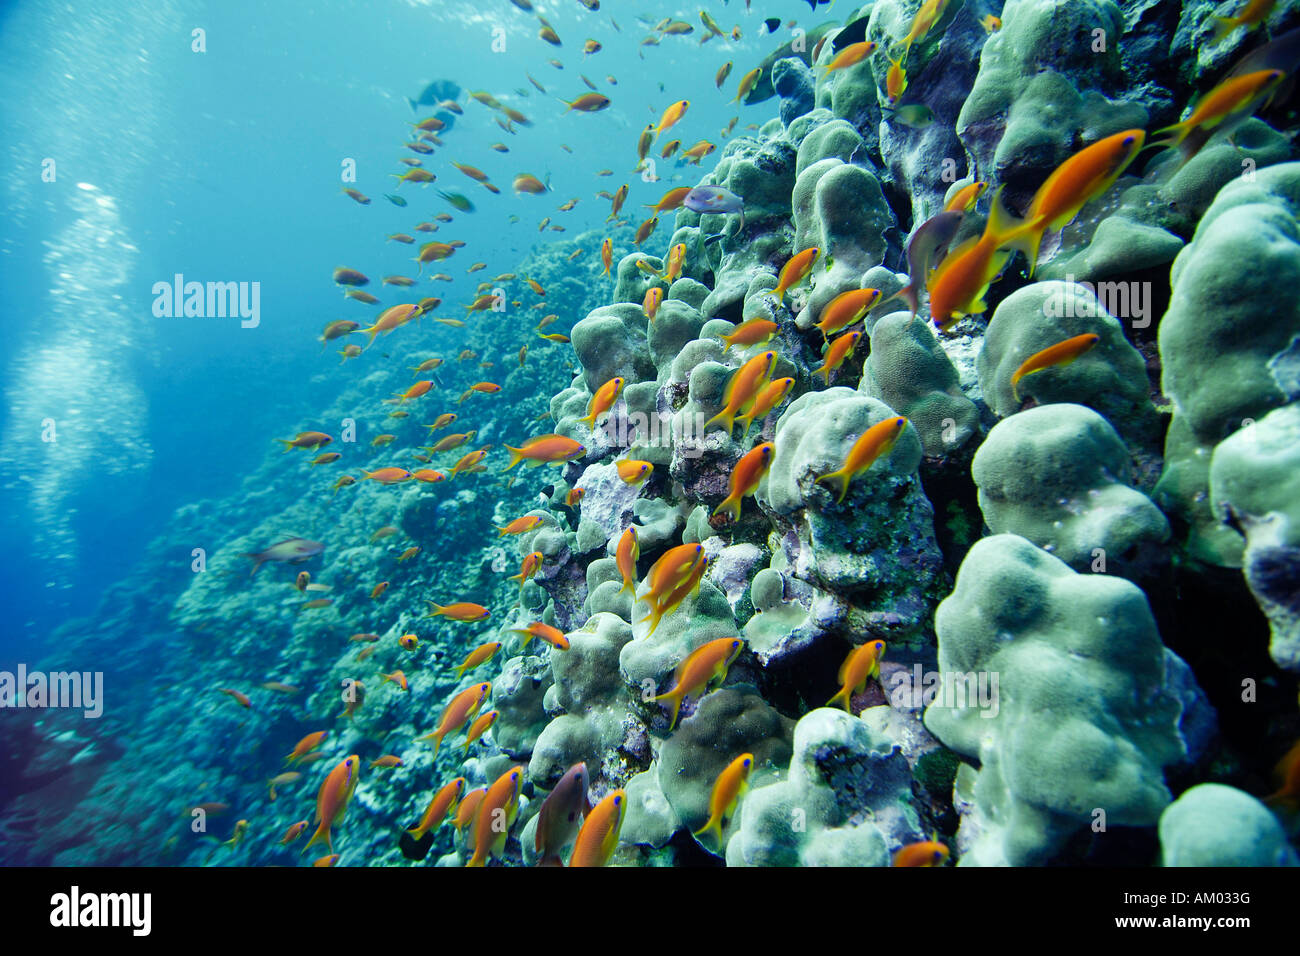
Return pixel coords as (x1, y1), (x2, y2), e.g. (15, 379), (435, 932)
(208, 0), (1300, 867)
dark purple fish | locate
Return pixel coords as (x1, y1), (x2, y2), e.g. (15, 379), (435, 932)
(534, 762), (590, 866)
(887, 210), (964, 318)
(683, 185), (746, 230)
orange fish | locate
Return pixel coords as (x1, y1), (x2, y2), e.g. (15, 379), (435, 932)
(217, 687), (251, 709)
(816, 416), (908, 504)
(370, 755), (403, 769)
(617, 459), (653, 484)
(276, 431), (332, 452)
(694, 753), (753, 849)
(601, 237), (613, 275)
(510, 551), (544, 587)
(813, 329), (862, 384)
(503, 434), (586, 470)
(565, 487), (585, 508)
(736, 377), (794, 439)
(569, 789), (626, 866)
(638, 545), (709, 636)
(395, 380), (434, 404)
(713, 442), (774, 521)
(827, 639), (886, 711)
(302, 755), (361, 854)
(771, 248), (819, 303)
(420, 682), (491, 756)
(425, 601), (490, 622)
(893, 841), (950, 867)
(454, 787), (489, 842)
(279, 820), (310, 845)
(652, 99), (689, 139)
(1210, 0), (1278, 44)
(885, 54), (908, 105)
(380, 669), (408, 692)
(944, 180), (987, 214)
(616, 526), (640, 597)
(814, 288), (880, 339)
(1014, 130), (1146, 275)
(286, 731), (328, 765)
(634, 216), (660, 247)
(369, 581), (389, 600)
(450, 449), (487, 476)
(1264, 739), (1300, 806)
(467, 766), (524, 866)
(644, 186), (693, 215)
(580, 377), (625, 428)
(824, 40), (877, 74)
(408, 777), (466, 840)
(509, 622), (570, 650)
(455, 642), (502, 677)
(652, 637), (744, 729)
(1010, 333), (1101, 400)
(927, 187), (1029, 329)
(704, 350), (776, 434)
(643, 286), (664, 321)
(718, 318), (777, 350)
(362, 467), (413, 485)
(462, 710), (499, 753)
(428, 431), (476, 453)
(733, 67), (761, 103)
(497, 515), (546, 536)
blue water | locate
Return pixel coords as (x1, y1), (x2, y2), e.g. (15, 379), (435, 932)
(0, 0), (743, 650)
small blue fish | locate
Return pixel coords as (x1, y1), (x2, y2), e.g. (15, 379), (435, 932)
(384, 194), (408, 207)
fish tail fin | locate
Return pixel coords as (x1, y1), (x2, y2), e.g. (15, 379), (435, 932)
(275, 439), (293, 453)
(652, 689), (683, 729)
(503, 444), (526, 471)
(1210, 16), (1239, 44)
(703, 407), (736, 435)
(692, 814), (723, 845)
(816, 468), (851, 504)
(711, 494), (742, 522)
(883, 283), (919, 318)
(431, 733), (443, 758)
(826, 686), (852, 711)
(301, 823), (330, 855)
(984, 185), (1040, 276)
(239, 553), (266, 576)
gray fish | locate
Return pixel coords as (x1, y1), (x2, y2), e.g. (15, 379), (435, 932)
(682, 185), (746, 230)
(887, 210), (964, 318)
(534, 762), (590, 866)
(239, 538), (325, 576)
